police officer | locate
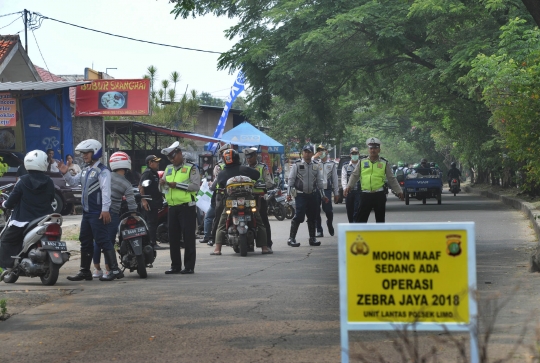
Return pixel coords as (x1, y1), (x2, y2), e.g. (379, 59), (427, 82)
(344, 137), (403, 223)
(159, 141), (200, 274)
(342, 147), (362, 223)
(244, 147), (274, 249)
(59, 139), (124, 281)
(313, 144), (339, 236)
(210, 149), (271, 255)
(287, 145), (328, 247)
(139, 155), (164, 250)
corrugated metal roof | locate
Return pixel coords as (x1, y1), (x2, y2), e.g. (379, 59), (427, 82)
(0, 81), (90, 91)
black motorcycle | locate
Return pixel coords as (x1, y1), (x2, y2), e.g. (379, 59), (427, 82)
(266, 188), (286, 221)
(116, 211), (155, 278)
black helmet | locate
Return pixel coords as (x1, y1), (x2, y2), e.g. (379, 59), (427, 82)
(451, 162), (456, 167)
(430, 162), (436, 167)
(222, 149), (240, 165)
(420, 158), (427, 164)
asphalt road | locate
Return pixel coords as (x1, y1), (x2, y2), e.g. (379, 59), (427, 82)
(0, 190), (538, 363)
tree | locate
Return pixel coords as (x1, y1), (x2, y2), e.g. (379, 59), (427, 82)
(197, 91), (225, 107)
(170, 71), (180, 93)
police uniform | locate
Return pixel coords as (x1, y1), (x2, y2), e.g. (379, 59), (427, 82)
(287, 146), (325, 247)
(347, 155), (401, 222)
(342, 159), (362, 223)
(315, 157), (339, 236)
(162, 160), (200, 272)
(247, 155), (274, 248)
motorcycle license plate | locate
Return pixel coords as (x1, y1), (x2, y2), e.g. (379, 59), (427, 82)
(238, 216), (245, 222)
(41, 241), (67, 251)
(122, 227), (147, 238)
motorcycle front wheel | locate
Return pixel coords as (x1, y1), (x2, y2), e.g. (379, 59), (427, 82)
(136, 255), (147, 278)
(286, 205), (294, 219)
(274, 204), (286, 221)
(2, 270), (18, 283)
(239, 234), (248, 257)
(40, 257), (60, 286)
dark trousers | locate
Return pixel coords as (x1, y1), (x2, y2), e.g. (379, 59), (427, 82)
(292, 192), (318, 225)
(0, 225), (25, 269)
(93, 211), (120, 265)
(346, 190), (361, 223)
(204, 205), (216, 240)
(316, 189), (333, 233)
(357, 191), (386, 223)
(258, 196), (272, 248)
(143, 200), (161, 245)
(80, 212), (113, 255)
(168, 204), (196, 270)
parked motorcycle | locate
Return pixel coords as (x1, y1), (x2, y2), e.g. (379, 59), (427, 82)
(0, 211), (70, 286)
(450, 178), (461, 196)
(116, 211), (155, 278)
(266, 188), (286, 221)
(224, 176), (258, 257)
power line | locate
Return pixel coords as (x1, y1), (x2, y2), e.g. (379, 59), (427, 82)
(0, 11), (23, 18)
(31, 29), (54, 81)
(35, 12), (224, 55)
(0, 14), (22, 30)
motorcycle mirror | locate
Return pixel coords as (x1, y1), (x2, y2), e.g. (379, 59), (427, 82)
(142, 180), (151, 187)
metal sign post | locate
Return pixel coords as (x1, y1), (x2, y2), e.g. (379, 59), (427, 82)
(338, 222), (478, 363)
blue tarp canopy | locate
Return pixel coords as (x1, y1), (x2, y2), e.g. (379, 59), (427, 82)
(221, 122), (284, 154)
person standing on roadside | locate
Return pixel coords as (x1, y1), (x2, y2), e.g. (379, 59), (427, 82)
(46, 149), (59, 173)
(313, 144), (339, 237)
(287, 145), (328, 247)
(243, 147), (275, 250)
(139, 155), (165, 250)
(58, 139), (124, 281)
(342, 147), (362, 223)
(344, 138), (403, 223)
(159, 141), (200, 275)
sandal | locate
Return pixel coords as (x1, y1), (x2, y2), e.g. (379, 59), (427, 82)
(261, 250), (273, 254)
(210, 251), (222, 255)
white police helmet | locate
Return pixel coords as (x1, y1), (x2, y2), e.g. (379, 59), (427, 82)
(366, 137), (381, 146)
(24, 150), (48, 172)
(161, 141), (181, 157)
(75, 139), (102, 160)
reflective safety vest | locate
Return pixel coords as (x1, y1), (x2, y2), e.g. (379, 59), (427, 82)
(251, 163), (266, 194)
(360, 158), (386, 191)
(164, 163), (196, 205)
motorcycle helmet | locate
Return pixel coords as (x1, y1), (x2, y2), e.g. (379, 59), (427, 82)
(75, 139), (103, 160)
(398, 161), (404, 167)
(430, 162), (436, 167)
(420, 158), (427, 164)
(222, 149), (240, 165)
(24, 150), (48, 172)
(451, 162), (456, 167)
(218, 143), (232, 155)
(161, 141), (181, 159)
(109, 151), (131, 171)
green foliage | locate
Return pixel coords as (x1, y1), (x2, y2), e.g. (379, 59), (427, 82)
(0, 156), (8, 178)
(0, 298), (6, 319)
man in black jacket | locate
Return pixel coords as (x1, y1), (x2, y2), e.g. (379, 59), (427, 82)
(139, 155), (164, 250)
(0, 150), (55, 271)
(447, 162), (462, 190)
(209, 149), (271, 255)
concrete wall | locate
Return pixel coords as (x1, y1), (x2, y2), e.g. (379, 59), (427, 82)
(72, 116), (104, 159)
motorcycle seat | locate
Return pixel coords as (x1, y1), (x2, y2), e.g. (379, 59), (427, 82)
(23, 216), (45, 235)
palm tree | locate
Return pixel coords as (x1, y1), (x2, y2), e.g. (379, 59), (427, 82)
(158, 89), (164, 103)
(168, 89), (176, 103)
(170, 71), (180, 93)
(146, 65), (157, 94)
(161, 80), (169, 101)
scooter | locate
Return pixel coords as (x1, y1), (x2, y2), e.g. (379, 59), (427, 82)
(0, 211), (70, 286)
(450, 178), (461, 196)
(116, 211), (155, 278)
(266, 188), (286, 221)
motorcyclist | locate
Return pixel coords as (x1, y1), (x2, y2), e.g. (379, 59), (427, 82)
(209, 149), (272, 255)
(447, 162), (462, 190)
(0, 150), (55, 273)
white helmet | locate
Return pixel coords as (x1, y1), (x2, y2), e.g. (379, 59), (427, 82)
(366, 137), (381, 146)
(161, 141), (181, 157)
(75, 139), (102, 159)
(24, 150), (48, 172)
(218, 143), (232, 154)
(109, 151), (131, 171)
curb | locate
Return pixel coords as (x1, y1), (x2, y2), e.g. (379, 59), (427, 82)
(463, 185), (540, 272)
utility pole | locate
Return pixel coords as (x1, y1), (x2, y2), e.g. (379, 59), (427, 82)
(24, 9), (28, 52)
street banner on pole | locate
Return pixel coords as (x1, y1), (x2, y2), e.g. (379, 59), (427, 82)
(338, 222), (478, 363)
(208, 71), (245, 153)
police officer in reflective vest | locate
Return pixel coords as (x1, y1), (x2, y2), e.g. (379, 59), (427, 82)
(287, 145), (328, 247)
(341, 147), (363, 223)
(313, 144), (339, 236)
(344, 138), (403, 223)
(159, 141), (200, 274)
(244, 147), (275, 250)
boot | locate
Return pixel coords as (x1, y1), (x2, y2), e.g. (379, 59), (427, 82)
(287, 220), (300, 247)
(326, 216), (334, 236)
(307, 221), (321, 246)
(67, 251), (93, 281)
(99, 250), (124, 281)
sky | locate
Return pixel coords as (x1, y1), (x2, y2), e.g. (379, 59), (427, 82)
(0, 0), (241, 100)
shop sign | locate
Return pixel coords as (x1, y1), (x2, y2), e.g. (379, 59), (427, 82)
(0, 93), (16, 127)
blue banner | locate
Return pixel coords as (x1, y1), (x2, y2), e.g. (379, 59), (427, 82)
(208, 71), (245, 153)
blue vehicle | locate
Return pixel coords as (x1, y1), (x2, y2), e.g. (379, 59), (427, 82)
(403, 168), (443, 205)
